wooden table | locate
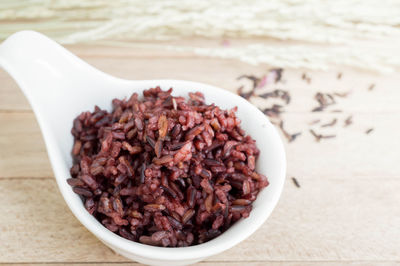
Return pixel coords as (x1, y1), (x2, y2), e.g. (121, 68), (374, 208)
(1, 43), (400, 266)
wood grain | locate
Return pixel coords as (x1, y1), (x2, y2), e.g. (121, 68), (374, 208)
(0, 113), (50, 178)
(1, 263), (400, 266)
(0, 44), (399, 265)
(2, 263), (399, 266)
(1, 178), (399, 263)
(1, 45), (400, 113)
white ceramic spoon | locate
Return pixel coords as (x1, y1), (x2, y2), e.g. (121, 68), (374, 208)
(0, 31), (286, 266)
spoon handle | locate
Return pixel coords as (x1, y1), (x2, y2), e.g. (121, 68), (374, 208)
(0, 31), (117, 103)
(0, 31), (133, 155)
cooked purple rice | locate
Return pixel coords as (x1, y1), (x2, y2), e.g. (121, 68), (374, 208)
(68, 87), (269, 247)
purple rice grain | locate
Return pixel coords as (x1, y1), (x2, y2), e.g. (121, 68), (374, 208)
(344, 115), (353, 127)
(365, 128), (374, 134)
(321, 118), (337, 128)
(291, 177), (301, 188)
(368, 84), (375, 91)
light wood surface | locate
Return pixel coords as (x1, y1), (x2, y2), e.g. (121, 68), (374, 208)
(0, 44), (400, 265)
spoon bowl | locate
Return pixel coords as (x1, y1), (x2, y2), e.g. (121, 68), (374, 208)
(0, 31), (286, 265)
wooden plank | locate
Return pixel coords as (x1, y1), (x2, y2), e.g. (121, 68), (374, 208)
(0, 179), (124, 263)
(0, 45), (399, 113)
(0, 72), (29, 111)
(282, 112), (400, 179)
(0, 113), (51, 178)
(0, 178), (399, 263)
(1, 112), (399, 179)
(1, 262), (399, 266)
